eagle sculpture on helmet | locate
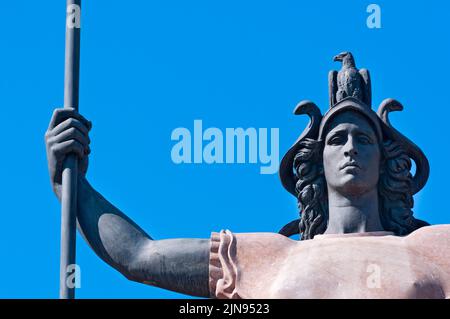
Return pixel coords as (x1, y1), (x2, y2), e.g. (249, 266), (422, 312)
(329, 51), (372, 107)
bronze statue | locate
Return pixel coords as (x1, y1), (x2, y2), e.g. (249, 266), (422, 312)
(329, 51), (371, 107)
(45, 53), (450, 298)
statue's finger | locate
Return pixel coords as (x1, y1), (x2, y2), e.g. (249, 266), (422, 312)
(52, 139), (84, 159)
(50, 117), (90, 137)
(50, 127), (90, 148)
(48, 108), (90, 131)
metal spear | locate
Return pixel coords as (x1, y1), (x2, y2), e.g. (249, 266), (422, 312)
(60, 0), (81, 299)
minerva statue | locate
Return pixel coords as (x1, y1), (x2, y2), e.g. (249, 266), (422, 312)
(45, 52), (450, 298)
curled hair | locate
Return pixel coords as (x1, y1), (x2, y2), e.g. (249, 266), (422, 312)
(378, 140), (429, 235)
(293, 138), (428, 240)
(293, 138), (327, 240)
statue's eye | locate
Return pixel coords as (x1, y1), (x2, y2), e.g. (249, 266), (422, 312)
(328, 135), (344, 145)
(358, 135), (372, 145)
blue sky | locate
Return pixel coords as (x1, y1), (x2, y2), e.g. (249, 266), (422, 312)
(0, 1), (449, 298)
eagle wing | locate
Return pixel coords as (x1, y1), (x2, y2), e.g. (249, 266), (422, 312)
(359, 68), (371, 106)
(328, 70), (338, 108)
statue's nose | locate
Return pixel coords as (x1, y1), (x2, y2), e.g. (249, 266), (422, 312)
(344, 149), (358, 157)
(343, 138), (358, 157)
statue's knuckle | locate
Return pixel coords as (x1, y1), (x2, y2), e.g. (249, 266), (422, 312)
(50, 144), (59, 155)
(54, 108), (65, 117)
(68, 118), (76, 126)
(46, 135), (56, 145)
(68, 127), (77, 135)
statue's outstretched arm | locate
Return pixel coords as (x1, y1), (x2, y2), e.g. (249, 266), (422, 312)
(76, 177), (210, 297)
(45, 108), (210, 297)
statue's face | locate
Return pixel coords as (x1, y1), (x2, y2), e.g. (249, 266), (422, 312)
(323, 111), (381, 196)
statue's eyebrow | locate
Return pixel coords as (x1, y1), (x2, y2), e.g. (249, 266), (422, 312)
(354, 128), (376, 140)
(326, 127), (376, 142)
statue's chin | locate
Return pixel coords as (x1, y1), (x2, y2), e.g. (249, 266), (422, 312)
(331, 174), (378, 197)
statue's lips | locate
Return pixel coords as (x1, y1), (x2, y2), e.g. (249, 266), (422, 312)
(341, 162), (361, 170)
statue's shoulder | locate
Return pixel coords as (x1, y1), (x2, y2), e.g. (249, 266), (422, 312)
(406, 224), (450, 241)
(404, 224), (450, 258)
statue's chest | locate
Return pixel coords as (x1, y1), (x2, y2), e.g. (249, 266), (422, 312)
(267, 238), (443, 298)
(337, 69), (359, 85)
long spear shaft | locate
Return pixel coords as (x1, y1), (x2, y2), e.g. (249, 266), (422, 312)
(60, 0), (81, 299)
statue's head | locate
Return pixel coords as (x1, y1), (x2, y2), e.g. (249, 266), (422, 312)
(320, 101), (383, 198)
(333, 51), (354, 65)
(279, 54), (429, 240)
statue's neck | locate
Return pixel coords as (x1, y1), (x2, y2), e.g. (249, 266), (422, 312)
(324, 188), (384, 235)
(343, 58), (355, 68)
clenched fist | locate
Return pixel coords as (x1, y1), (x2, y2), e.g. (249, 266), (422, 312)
(45, 108), (92, 199)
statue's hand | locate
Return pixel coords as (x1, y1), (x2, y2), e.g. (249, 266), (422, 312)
(45, 108), (92, 199)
